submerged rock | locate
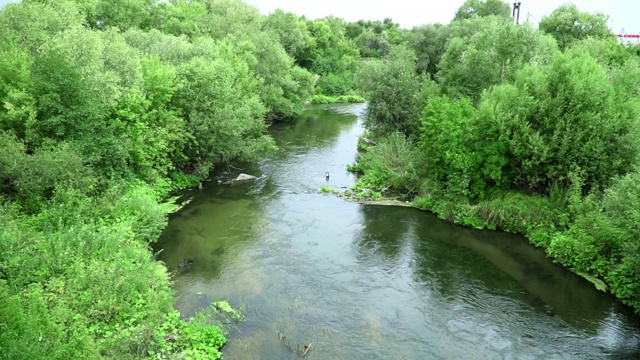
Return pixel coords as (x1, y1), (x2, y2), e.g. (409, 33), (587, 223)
(179, 258), (195, 268)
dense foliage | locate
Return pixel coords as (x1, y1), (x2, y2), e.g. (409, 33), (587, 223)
(350, 0), (640, 314)
(0, 0), (364, 358)
(538, 4), (613, 50)
(3, 0), (640, 357)
(354, 45), (423, 136)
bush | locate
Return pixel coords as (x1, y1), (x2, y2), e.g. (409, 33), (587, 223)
(0, 183), (227, 359)
(418, 95), (487, 199)
(315, 72), (353, 96)
(471, 191), (562, 238)
(350, 132), (424, 195)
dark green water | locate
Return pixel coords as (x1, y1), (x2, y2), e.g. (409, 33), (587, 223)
(156, 104), (640, 359)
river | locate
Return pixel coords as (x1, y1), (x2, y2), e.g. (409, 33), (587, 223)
(155, 103), (640, 359)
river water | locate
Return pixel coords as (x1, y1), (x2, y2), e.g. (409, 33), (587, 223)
(156, 103), (640, 359)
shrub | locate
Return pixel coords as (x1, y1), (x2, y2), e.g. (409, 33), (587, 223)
(351, 132), (424, 195)
(471, 190), (562, 238)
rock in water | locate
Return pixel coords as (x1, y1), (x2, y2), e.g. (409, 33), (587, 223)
(235, 173), (257, 182)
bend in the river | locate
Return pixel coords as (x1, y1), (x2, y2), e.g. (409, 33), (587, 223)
(156, 103), (640, 359)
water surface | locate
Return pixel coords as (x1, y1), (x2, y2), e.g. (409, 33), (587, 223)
(156, 104), (640, 359)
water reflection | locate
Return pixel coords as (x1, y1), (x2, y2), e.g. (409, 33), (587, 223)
(353, 205), (414, 263)
(271, 104), (359, 152)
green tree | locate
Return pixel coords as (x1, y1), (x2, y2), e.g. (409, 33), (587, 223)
(144, 0), (208, 38)
(600, 174), (640, 311)
(29, 26), (136, 177)
(0, 37), (35, 139)
(453, 0), (511, 21)
(196, 0), (263, 40)
(312, 37), (360, 96)
(404, 23), (451, 77)
(0, 131), (97, 212)
(295, 18), (361, 97)
(571, 37), (637, 68)
(122, 28), (194, 65)
(107, 58), (188, 183)
(262, 8), (310, 58)
(0, 0), (85, 55)
(538, 4), (612, 50)
(298, 19), (336, 67)
(349, 18), (403, 59)
(475, 49), (640, 193)
(172, 54), (275, 176)
(438, 17), (558, 102)
(354, 45), (421, 136)
(242, 32), (316, 120)
(92, 0), (155, 29)
(419, 95), (485, 198)
(345, 21), (364, 40)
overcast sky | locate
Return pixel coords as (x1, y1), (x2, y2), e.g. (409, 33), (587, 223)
(244, 0), (638, 34)
(0, 0), (637, 34)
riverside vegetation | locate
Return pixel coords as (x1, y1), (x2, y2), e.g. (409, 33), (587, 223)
(1, 0), (639, 358)
(348, 0), (640, 314)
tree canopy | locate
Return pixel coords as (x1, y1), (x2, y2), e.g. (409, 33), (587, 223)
(539, 4), (613, 50)
(453, 0), (511, 21)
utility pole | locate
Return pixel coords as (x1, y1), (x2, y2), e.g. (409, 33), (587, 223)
(512, 2), (522, 25)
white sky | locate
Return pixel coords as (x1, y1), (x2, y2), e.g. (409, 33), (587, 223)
(244, 0), (638, 34)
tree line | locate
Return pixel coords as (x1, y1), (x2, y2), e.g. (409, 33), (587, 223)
(351, 0), (640, 315)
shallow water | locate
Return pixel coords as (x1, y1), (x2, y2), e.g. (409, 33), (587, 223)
(156, 103), (640, 359)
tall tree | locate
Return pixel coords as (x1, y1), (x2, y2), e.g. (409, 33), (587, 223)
(475, 49), (640, 193)
(438, 17), (558, 102)
(453, 0), (511, 21)
(262, 9), (310, 58)
(144, 0), (208, 38)
(171, 51), (275, 176)
(404, 23), (451, 77)
(354, 45), (421, 136)
(539, 4), (612, 50)
(196, 0), (263, 40)
(92, 0), (155, 29)
(0, 37), (35, 139)
(245, 32), (315, 119)
(419, 95), (484, 198)
(0, 0), (85, 54)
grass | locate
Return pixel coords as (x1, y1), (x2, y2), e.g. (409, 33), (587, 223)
(309, 94), (366, 104)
